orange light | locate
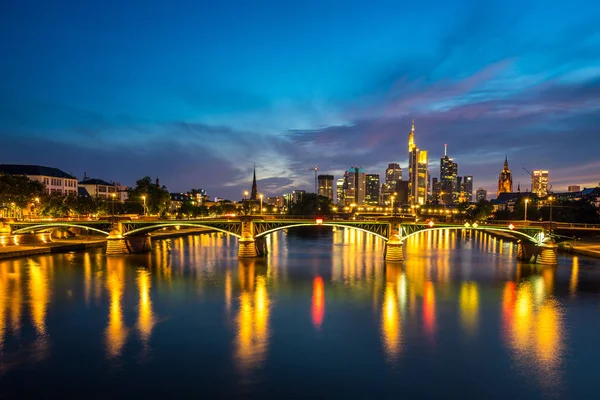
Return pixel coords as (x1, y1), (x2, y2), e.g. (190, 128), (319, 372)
(508, 223), (515, 230)
(428, 221), (434, 228)
(312, 276), (325, 329)
(316, 218), (323, 225)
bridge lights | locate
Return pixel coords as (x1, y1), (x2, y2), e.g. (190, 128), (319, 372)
(508, 223), (515, 230)
(472, 223), (478, 228)
(428, 221), (434, 228)
(315, 218), (323, 225)
(464, 222), (471, 228)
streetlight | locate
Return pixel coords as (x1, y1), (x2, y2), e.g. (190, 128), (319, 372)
(391, 192), (397, 217)
(243, 190), (249, 216)
(141, 195), (146, 216)
(548, 196), (554, 230)
(259, 194), (263, 215)
(524, 198), (529, 225)
(111, 193), (116, 216)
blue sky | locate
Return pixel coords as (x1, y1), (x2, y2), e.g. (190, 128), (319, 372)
(1, 0), (599, 199)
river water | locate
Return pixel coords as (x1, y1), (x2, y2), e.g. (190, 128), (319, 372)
(0, 229), (599, 398)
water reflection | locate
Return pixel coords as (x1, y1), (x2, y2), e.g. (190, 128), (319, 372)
(28, 259), (50, 336)
(311, 276), (325, 329)
(459, 282), (479, 335)
(105, 257), (127, 358)
(381, 265), (402, 361)
(137, 268), (155, 347)
(504, 267), (564, 389)
(235, 260), (270, 373)
(570, 257), (579, 297)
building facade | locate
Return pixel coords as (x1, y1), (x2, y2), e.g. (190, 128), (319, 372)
(440, 146), (458, 205)
(317, 174), (334, 201)
(0, 164), (78, 196)
(497, 156), (513, 197)
(531, 170), (549, 197)
(382, 163), (402, 205)
(343, 167), (366, 205)
(365, 174), (380, 205)
(461, 175), (473, 202)
(476, 188), (487, 202)
(336, 178), (345, 205)
(568, 185), (581, 192)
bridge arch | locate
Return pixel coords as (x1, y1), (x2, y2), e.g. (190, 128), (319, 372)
(254, 223), (389, 241)
(123, 223), (242, 239)
(401, 225), (541, 244)
(12, 223), (111, 236)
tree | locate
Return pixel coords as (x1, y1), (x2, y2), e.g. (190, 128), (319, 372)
(40, 193), (69, 217)
(0, 174), (46, 209)
(127, 177), (171, 216)
(287, 193), (333, 216)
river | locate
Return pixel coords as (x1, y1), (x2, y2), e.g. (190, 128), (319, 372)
(1, 228), (599, 398)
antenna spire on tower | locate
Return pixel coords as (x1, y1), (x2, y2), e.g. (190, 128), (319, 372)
(444, 144), (447, 157)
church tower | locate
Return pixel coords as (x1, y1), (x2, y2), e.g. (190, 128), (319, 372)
(497, 156), (513, 197)
(250, 165), (258, 201)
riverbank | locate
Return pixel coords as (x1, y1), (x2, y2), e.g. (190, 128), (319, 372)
(0, 228), (216, 260)
(0, 238), (107, 260)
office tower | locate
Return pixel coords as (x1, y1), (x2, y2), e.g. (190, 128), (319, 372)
(336, 178), (345, 204)
(343, 167), (366, 205)
(382, 162), (402, 204)
(461, 175), (473, 202)
(432, 177), (441, 203)
(292, 190), (306, 203)
(440, 145), (458, 205)
(317, 174), (334, 200)
(497, 156), (513, 197)
(531, 170), (549, 197)
(408, 121), (429, 205)
(476, 188), (487, 202)
(568, 185), (581, 192)
(396, 181), (409, 205)
(365, 174), (380, 205)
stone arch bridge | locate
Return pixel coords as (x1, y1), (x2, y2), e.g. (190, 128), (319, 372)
(4, 216), (556, 265)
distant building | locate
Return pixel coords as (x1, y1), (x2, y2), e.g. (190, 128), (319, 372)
(440, 145), (458, 205)
(568, 185), (581, 192)
(497, 156), (513, 197)
(382, 163), (402, 205)
(396, 181), (410, 206)
(78, 178), (120, 201)
(365, 174), (380, 205)
(431, 177), (441, 203)
(476, 188), (487, 202)
(531, 170), (549, 197)
(292, 190), (306, 203)
(461, 175), (473, 202)
(0, 164), (78, 196)
(336, 178), (345, 205)
(266, 196), (284, 208)
(317, 174), (334, 201)
(343, 167), (366, 205)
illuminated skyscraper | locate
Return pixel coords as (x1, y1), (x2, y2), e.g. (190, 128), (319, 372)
(365, 174), (380, 205)
(343, 167), (366, 205)
(382, 163), (402, 204)
(336, 178), (345, 204)
(407, 121), (428, 205)
(317, 174), (334, 200)
(531, 170), (549, 197)
(440, 145), (458, 205)
(497, 156), (513, 197)
(461, 175), (473, 202)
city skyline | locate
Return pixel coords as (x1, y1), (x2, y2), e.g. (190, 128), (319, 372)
(1, 1), (599, 199)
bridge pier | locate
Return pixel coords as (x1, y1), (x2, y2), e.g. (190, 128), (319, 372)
(517, 238), (558, 266)
(106, 223), (151, 255)
(384, 223), (403, 262)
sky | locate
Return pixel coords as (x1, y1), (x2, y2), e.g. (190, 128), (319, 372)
(1, 0), (599, 200)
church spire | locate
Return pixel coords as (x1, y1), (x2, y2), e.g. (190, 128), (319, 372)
(250, 164), (258, 201)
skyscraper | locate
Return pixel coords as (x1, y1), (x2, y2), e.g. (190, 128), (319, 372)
(461, 175), (473, 202)
(408, 121), (428, 205)
(476, 188), (487, 202)
(365, 174), (380, 205)
(497, 156), (513, 197)
(317, 174), (334, 200)
(440, 145), (458, 205)
(343, 167), (366, 205)
(250, 165), (258, 201)
(336, 178), (345, 204)
(382, 162), (402, 204)
(531, 170), (549, 197)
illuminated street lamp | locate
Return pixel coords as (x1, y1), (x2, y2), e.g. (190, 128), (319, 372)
(141, 195), (146, 216)
(548, 196), (554, 230)
(111, 193), (116, 216)
(524, 198), (529, 224)
(259, 194), (263, 215)
(391, 192), (397, 217)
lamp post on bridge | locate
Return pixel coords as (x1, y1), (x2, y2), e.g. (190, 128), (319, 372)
(141, 195), (146, 216)
(259, 194), (263, 215)
(111, 193), (116, 217)
(524, 198), (529, 226)
(548, 196), (554, 231)
(391, 192), (397, 217)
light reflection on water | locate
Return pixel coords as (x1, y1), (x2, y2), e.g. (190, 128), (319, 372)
(0, 229), (597, 398)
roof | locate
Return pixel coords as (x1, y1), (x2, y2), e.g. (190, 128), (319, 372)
(494, 192), (538, 203)
(79, 178), (114, 186)
(78, 187), (91, 198)
(0, 164), (76, 179)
